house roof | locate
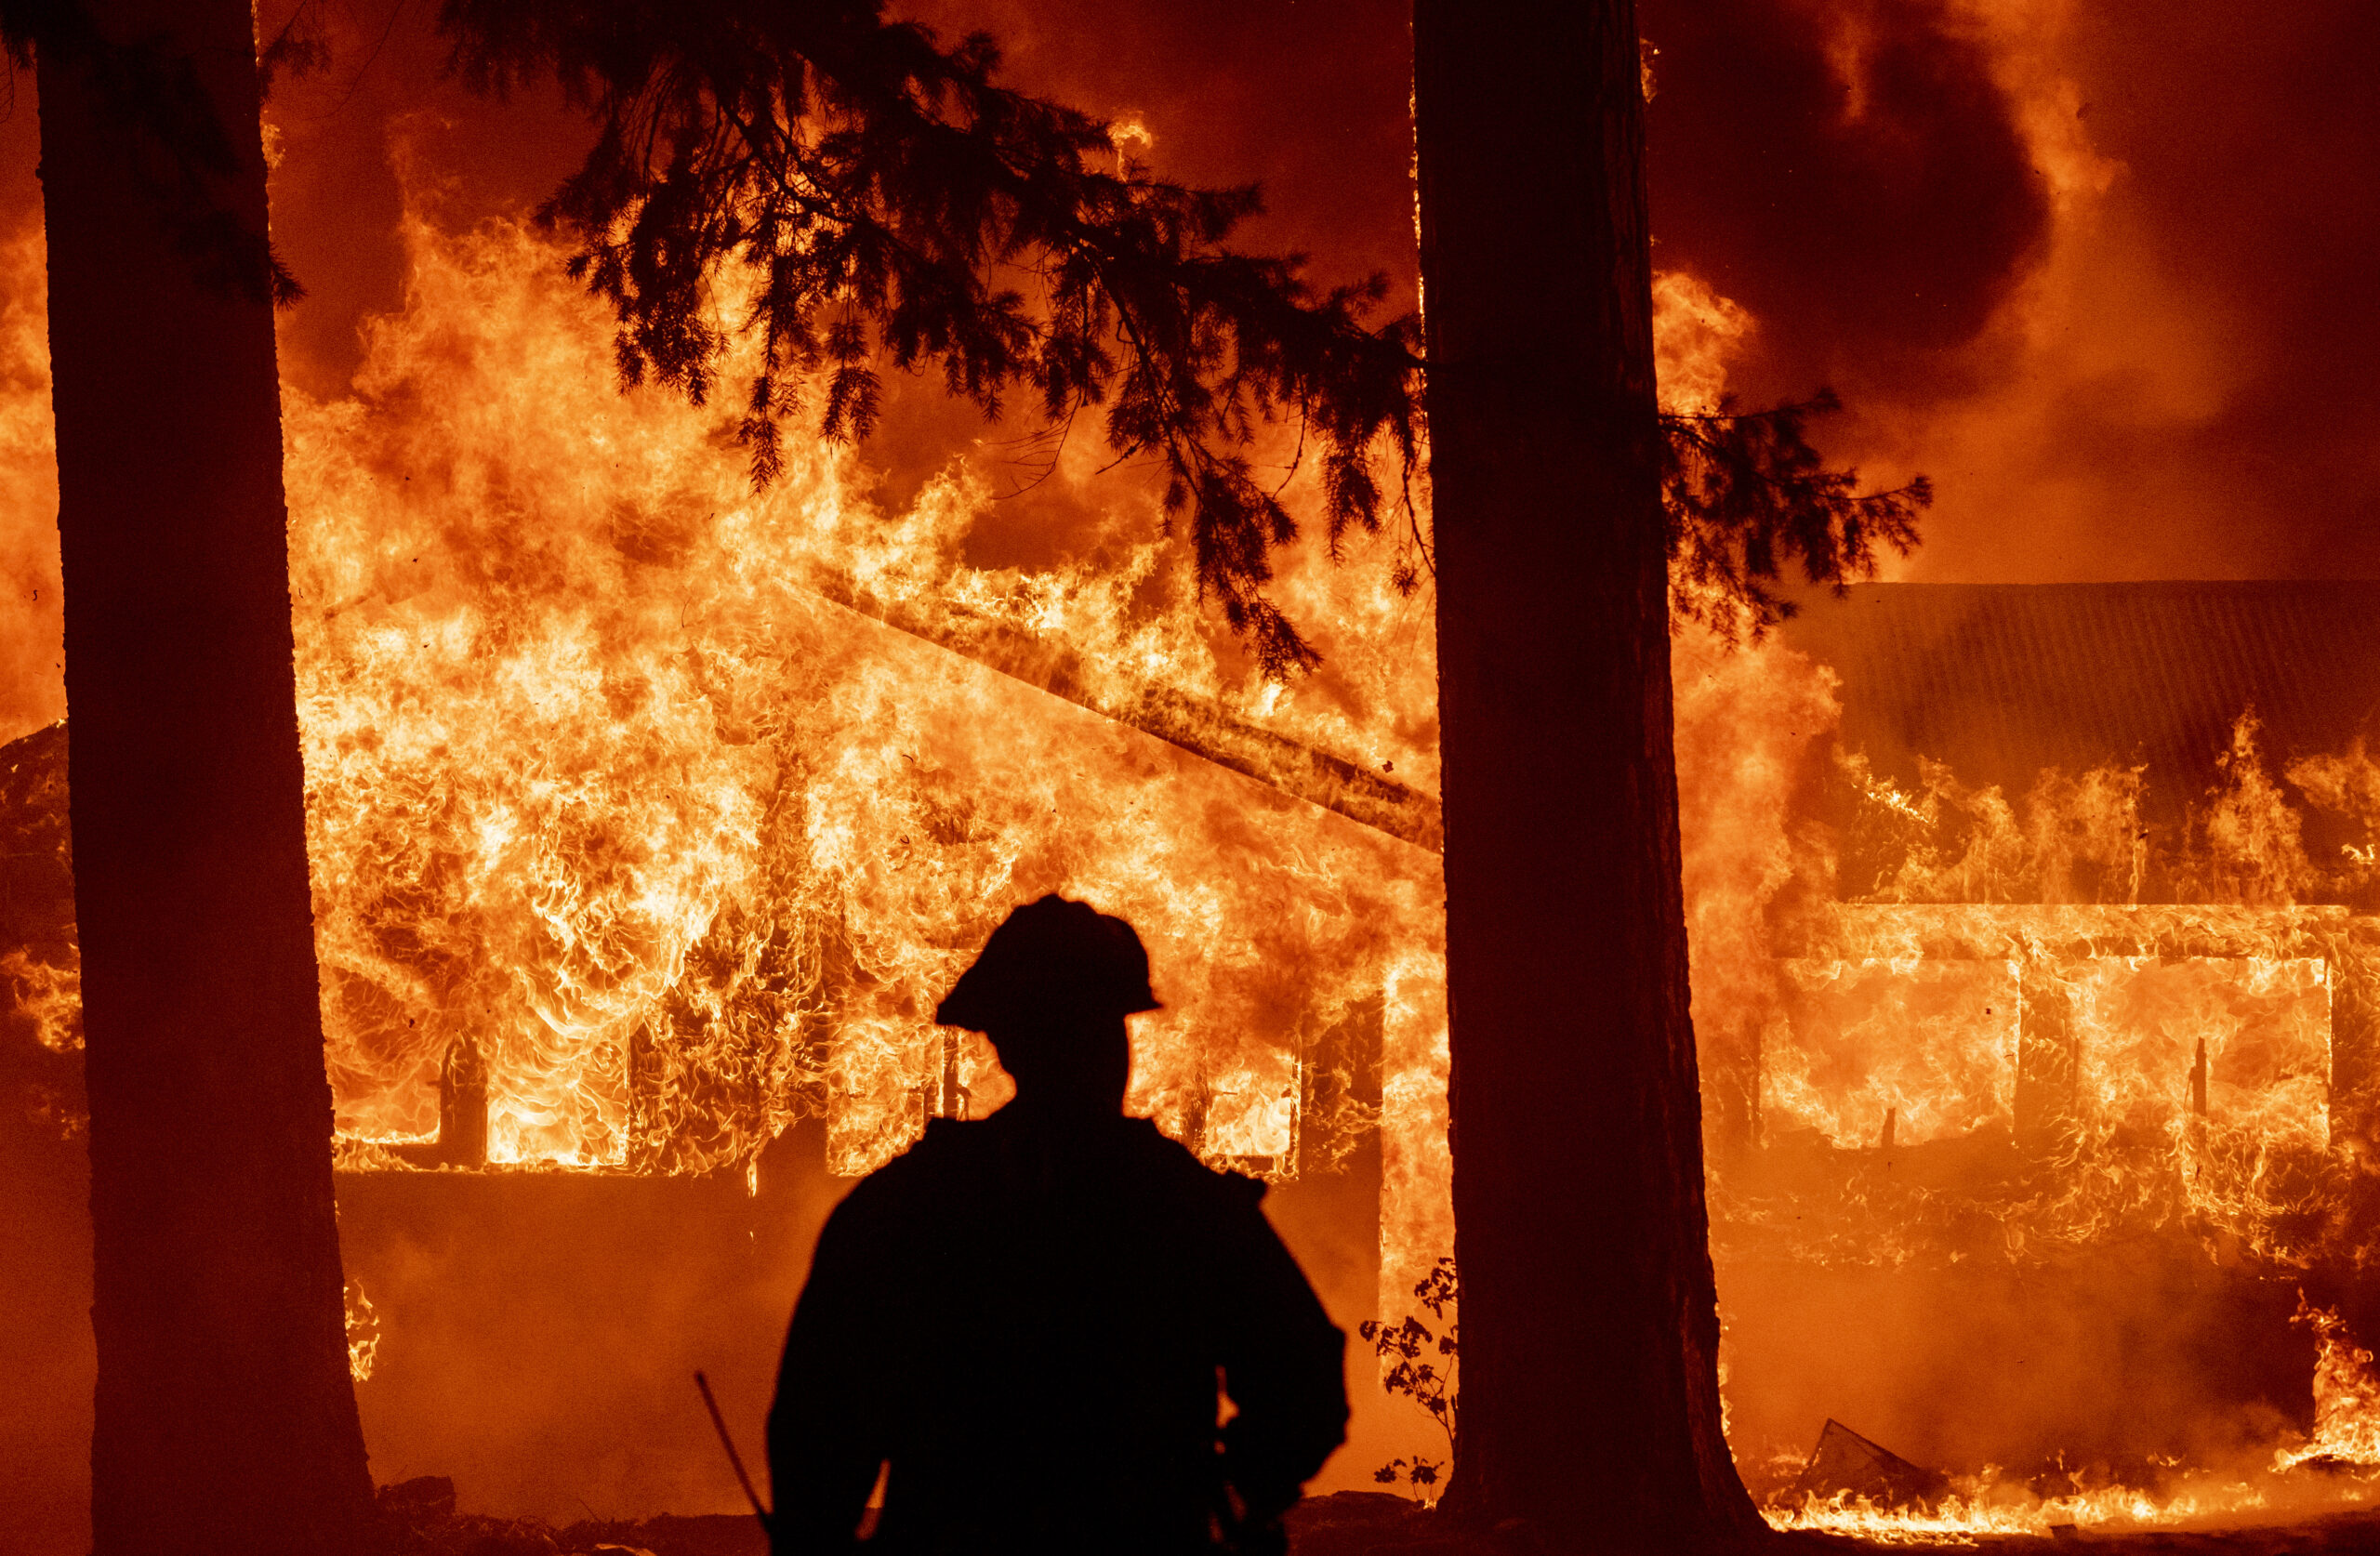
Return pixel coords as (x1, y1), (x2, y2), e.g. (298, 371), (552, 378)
(1780, 582), (2380, 819)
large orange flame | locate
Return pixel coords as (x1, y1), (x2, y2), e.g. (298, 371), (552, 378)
(282, 197), (1447, 1180)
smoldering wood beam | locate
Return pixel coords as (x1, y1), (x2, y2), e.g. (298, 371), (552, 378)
(800, 575), (1446, 854)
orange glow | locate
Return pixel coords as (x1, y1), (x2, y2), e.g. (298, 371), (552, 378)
(280, 193), (1445, 1179)
(1, 946), (78, 1056)
(2274, 1298), (2380, 1472)
(261, 217), (2380, 1524)
(0, 225), (63, 738)
(345, 1278), (380, 1383)
(4, 121), (2377, 1532)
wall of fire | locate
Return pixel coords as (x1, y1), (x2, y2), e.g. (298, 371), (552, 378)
(1727, 903), (2357, 1266)
(1692, 581), (2380, 1484)
(14, 583), (2380, 1323)
(7, 175), (2376, 1534)
(1719, 583), (2380, 1276)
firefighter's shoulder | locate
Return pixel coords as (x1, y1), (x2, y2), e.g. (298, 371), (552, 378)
(1113, 1115), (1270, 1214)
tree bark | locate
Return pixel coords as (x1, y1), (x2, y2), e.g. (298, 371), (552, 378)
(36, 3), (376, 1550)
(1414, 1), (1758, 1547)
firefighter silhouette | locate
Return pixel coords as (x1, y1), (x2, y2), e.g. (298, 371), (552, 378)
(768, 894), (1347, 1554)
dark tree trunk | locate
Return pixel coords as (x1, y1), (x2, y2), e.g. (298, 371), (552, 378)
(1414, 1), (1758, 1548)
(35, 3), (376, 1550)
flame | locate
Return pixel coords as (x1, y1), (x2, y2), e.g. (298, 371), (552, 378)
(1767, 1300), (2380, 1544)
(1769, 1396), (2380, 1546)
(1765, 956), (2019, 1152)
(1672, 619), (1841, 1161)
(0, 944), (80, 1054)
(278, 189), (1445, 1180)
(1377, 945), (1450, 1328)
(2287, 740), (2380, 895)
(1710, 663), (2376, 1523)
(345, 1277), (381, 1383)
(1714, 705), (2358, 1259)
(1763, 1479), (2289, 1545)
(2200, 713), (2319, 907)
(0, 224), (64, 736)
(2274, 1298), (2380, 1471)
(1651, 270), (1753, 416)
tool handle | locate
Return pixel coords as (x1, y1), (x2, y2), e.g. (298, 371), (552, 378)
(694, 1370), (774, 1535)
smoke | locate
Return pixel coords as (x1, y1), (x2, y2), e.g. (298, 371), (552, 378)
(1642, 0), (2050, 393)
(335, 1156), (839, 1523)
(895, 0), (1417, 297)
(1642, 0), (2380, 586)
(0, 0), (2362, 732)
(1721, 1248), (2312, 1495)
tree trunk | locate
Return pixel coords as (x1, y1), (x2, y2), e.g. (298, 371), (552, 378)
(35, 3), (377, 1550)
(1413, 1), (1758, 1548)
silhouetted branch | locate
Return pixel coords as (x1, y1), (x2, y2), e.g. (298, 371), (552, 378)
(1661, 389), (1930, 641)
(434, 3), (1924, 672)
(440, 0), (1423, 678)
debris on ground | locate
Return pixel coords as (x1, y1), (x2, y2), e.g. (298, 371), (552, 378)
(1790, 1418), (1956, 1512)
(366, 1481), (2380, 1554)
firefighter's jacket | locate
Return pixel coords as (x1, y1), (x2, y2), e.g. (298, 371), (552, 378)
(767, 1101), (1348, 1554)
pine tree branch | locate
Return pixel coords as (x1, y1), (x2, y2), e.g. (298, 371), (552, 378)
(1662, 391), (1930, 641)
(435, 2), (1924, 671)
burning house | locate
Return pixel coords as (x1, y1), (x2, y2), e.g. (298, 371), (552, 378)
(6, 205), (2380, 1535)
(4, 0), (2379, 1538)
(0, 204), (1458, 1527)
(13, 520), (2380, 1535)
(1712, 580), (2380, 1528)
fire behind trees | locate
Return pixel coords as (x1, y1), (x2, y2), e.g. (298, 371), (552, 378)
(8, 0), (1924, 1549)
(439, 0), (1921, 674)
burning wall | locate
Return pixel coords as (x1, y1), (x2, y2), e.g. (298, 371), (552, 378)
(0, 0), (2369, 1544)
(1749, 582), (2380, 1269)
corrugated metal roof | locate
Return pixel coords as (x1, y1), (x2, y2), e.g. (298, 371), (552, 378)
(1780, 582), (2380, 816)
